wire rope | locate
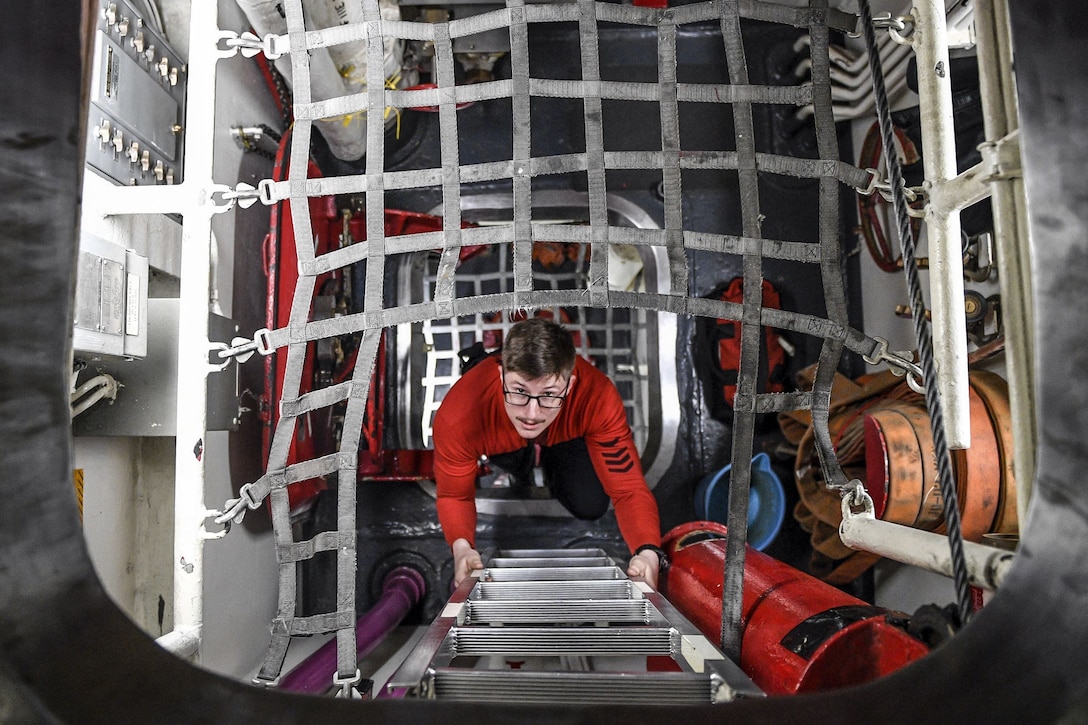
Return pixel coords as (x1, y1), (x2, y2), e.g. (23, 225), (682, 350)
(858, 0), (973, 626)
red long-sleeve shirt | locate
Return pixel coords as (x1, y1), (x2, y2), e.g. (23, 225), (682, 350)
(433, 355), (661, 553)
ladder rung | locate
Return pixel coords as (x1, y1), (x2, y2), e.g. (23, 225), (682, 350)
(462, 599), (651, 625)
(449, 626), (675, 657)
(492, 548), (608, 558)
(488, 556), (614, 568)
(431, 669), (720, 705)
(485, 566), (624, 581)
(472, 580), (636, 600)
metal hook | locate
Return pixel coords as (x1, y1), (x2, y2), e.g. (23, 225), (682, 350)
(847, 11), (908, 38)
(841, 480), (875, 519)
(863, 336), (926, 394)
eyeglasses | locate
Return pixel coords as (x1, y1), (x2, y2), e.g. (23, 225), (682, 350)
(501, 372), (569, 409)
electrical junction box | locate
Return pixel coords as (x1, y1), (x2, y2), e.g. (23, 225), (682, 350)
(72, 299), (243, 437)
(86, 0), (186, 187)
(73, 233), (150, 359)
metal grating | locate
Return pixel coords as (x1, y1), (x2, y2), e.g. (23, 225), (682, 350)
(417, 244), (647, 448)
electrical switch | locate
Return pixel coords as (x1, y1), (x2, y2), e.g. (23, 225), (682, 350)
(96, 119), (112, 146)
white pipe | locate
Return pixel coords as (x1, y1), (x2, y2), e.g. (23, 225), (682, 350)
(794, 42), (913, 122)
(234, 0), (296, 85)
(155, 626), (201, 659)
(974, 0), (1035, 530)
(70, 373), (119, 404)
(794, 30), (897, 76)
(304, 0), (370, 88)
(86, 4), (222, 665)
(831, 49), (912, 102)
(235, 0), (368, 160)
(829, 42), (913, 92)
(840, 510), (1015, 591)
(70, 383), (118, 418)
(913, 0), (971, 449)
(925, 155), (994, 219)
(173, 3), (224, 665)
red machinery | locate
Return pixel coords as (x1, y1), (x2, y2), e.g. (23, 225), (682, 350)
(661, 521), (930, 695)
(261, 130), (489, 515)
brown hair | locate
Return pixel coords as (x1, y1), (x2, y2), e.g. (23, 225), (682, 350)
(501, 317), (576, 380)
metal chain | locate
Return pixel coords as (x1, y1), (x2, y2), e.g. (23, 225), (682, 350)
(858, 0), (973, 626)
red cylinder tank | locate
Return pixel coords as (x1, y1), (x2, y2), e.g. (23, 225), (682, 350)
(661, 521), (930, 695)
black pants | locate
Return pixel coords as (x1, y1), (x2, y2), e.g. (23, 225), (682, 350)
(487, 438), (610, 520)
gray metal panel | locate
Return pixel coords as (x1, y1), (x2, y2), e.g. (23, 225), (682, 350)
(72, 299), (240, 436)
(90, 32), (179, 158)
(84, 0), (185, 186)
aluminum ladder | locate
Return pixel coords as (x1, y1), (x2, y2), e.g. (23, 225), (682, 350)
(385, 548), (763, 705)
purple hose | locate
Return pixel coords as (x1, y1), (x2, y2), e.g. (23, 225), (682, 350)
(277, 566), (426, 694)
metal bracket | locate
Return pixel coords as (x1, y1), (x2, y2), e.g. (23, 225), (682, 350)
(979, 129), (1023, 182)
(202, 510), (232, 540)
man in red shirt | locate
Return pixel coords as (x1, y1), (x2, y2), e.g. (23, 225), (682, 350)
(434, 317), (666, 588)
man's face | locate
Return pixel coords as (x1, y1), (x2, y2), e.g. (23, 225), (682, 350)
(500, 369), (572, 439)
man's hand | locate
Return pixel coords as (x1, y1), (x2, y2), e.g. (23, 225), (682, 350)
(452, 538), (484, 587)
(626, 549), (660, 589)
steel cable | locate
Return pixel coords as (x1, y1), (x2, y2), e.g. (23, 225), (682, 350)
(857, 0), (973, 626)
